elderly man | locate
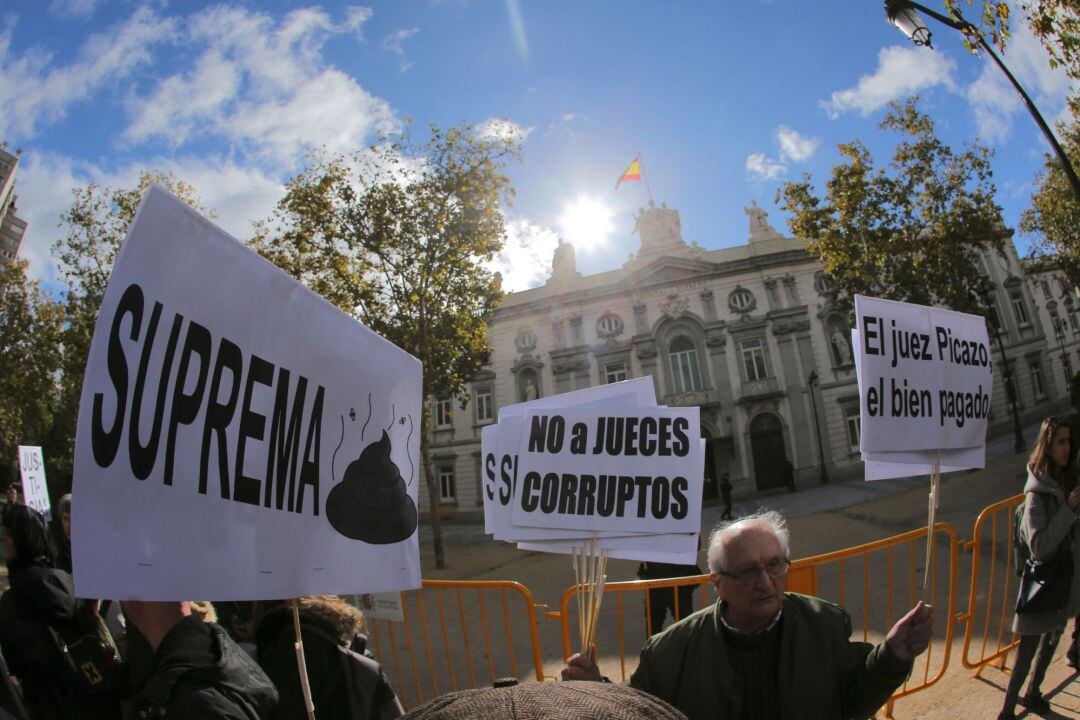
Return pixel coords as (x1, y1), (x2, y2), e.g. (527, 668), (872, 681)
(563, 511), (934, 720)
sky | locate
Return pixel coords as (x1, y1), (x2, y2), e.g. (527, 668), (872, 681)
(3, 0), (1077, 295)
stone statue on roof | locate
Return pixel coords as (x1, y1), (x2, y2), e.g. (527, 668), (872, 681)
(745, 200), (783, 242)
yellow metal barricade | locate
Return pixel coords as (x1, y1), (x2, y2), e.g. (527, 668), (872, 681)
(553, 523), (959, 719)
(554, 575), (712, 681)
(790, 523), (959, 718)
(364, 580), (547, 710)
(960, 493), (1023, 674)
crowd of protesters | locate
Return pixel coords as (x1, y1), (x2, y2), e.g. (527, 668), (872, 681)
(4, 413), (1080, 720)
(0, 491), (403, 720)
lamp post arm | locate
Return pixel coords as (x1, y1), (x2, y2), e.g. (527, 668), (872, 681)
(894, 0), (1080, 204)
(972, 34), (1080, 204)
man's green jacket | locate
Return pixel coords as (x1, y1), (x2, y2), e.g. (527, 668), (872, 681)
(628, 593), (911, 720)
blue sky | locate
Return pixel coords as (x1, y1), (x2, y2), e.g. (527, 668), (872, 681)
(3, 0), (1076, 294)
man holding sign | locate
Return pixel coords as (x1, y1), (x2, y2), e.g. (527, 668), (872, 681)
(563, 512), (933, 720)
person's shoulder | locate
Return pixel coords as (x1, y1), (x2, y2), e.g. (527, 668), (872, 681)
(643, 602), (718, 651)
(784, 593), (850, 624)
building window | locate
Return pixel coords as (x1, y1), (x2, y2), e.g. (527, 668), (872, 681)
(475, 388), (493, 423)
(438, 465), (456, 502)
(1011, 294), (1030, 326)
(1070, 310), (1080, 333)
(604, 362), (628, 384)
(740, 338), (768, 381)
(1042, 280), (1052, 298)
(435, 398), (452, 428)
(1030, 364), (1045, 399)
(845, 408), (861, 454)
(668, 337), (703, 393)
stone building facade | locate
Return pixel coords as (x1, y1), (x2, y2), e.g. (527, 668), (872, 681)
(0, 148), (27, 264)
(420, 202), (1076, 515)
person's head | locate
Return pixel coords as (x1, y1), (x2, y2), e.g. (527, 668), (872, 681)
(58, 493), (72, 541)
(1028, 416), (1073, 478)
(2, 503), (54, 571)
(707, 510), (790, 633)
(5, 484), (18, 504)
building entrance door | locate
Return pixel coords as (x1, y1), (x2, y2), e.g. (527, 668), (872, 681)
(750, 413), (787, 492)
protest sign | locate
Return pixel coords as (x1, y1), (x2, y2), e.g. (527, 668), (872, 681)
(17, 446), (50, 521)
(855, 295), (992, 453)
(357, 592), (405, 622)
(517, 532), (699, 564)
(72, 186), (422, 600)
(512, 407), (703, 534)
(482, 378), (656, 541)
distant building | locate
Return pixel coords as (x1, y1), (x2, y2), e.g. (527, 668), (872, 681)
(420, 201), (1074, 515)
(0, 148), (27, 264)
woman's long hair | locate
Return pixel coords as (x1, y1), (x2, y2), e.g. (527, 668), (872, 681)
(1028, 416), (1075, 489)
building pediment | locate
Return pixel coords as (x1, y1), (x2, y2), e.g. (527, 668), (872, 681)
(622, 256), (716, 290)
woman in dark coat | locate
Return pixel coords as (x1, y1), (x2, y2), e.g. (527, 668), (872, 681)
(998, 417), (1080, 720)
(252, 596), (402, 720)
(0, 504), (117, 719)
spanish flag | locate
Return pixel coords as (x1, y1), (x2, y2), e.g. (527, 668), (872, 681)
(615, 155), (641, 190)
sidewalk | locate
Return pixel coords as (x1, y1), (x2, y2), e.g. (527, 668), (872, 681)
(703, 418), (1045, 529)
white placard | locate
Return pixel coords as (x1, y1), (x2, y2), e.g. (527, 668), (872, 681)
(356, 592), (405, 623)
(512, 407), (703, 534)
(72, 186), (423, 600)
(17, 446), (50, 521)
(517, 532), (700, 565)
(485, 390), (651, 542)
(855, 295), (992, 453)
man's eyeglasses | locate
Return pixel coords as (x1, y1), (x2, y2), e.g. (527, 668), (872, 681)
(717, 558), (791, 586)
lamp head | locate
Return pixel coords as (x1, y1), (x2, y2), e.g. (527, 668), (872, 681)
(884, 0), (933, 47)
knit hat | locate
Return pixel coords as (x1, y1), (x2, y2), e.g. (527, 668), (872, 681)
(400, 681), (688, 720)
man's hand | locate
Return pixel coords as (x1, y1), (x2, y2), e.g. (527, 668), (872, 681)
(885, 601), (933, 663)
(560, 648), (603, 682)
(1067, 488), (1080, 510)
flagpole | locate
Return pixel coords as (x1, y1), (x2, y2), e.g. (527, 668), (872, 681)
(638, 153), (654, 205)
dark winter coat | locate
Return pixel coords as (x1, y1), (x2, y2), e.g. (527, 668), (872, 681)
(628, 593), (912, 720)
(127, 616), (278, 720)
(0, 561), (116, 720)
(255, 605), (402, 720)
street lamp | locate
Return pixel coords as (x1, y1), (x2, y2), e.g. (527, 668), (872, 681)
(1054, 317), (1072, 391)
(884, 0), (1080, 205)
(807, 370), (829, 485)
(976, 281), (1026, 453)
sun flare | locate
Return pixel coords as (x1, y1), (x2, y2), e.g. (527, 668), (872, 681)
(559, 196), (614, 249)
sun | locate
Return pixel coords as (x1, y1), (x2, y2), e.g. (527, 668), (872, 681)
(559, 196), (614, 249)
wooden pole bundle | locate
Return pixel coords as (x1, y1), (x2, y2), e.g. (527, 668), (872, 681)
(292, 598), (316, 720)
(573, 537), (608, 657)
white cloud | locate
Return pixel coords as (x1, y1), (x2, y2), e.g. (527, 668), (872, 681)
(489, 217), (559, 292)
(382, 28), (420, 73)
(122, 5), (397, 167)
(48, 0), (100, 20)
(822, 45), (957, 118)
(966, 12), (1077, 143)
(476, 118), (535, 144)
(16, 151), (286, 285)
(775, 125), (819, 163)
(745, 152), (786, 182)
(0, 8), (175, 141)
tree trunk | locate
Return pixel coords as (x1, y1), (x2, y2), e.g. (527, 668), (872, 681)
(419, 409), (446, 569)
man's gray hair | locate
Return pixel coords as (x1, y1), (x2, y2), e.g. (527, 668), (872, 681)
(706, 510), (790, 574)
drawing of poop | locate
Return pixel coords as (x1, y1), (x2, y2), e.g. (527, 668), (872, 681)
(326, 431), (417, 544)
